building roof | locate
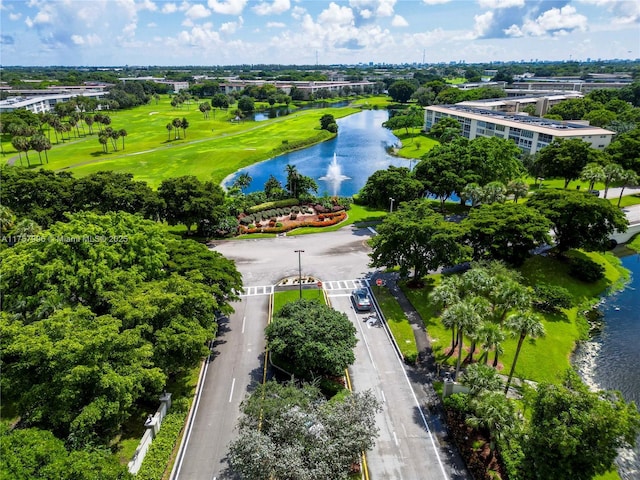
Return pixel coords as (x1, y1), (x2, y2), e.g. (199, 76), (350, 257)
(427, 104), (615, 137)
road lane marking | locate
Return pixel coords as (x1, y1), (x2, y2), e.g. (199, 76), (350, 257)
(172, 356), (210, 479)
(229, 378), (236, 403)
(393, 431), (399, 447)
(380, 389), (386, 404)
(241, 316), (246, 333)
(354, 309), (377, 371)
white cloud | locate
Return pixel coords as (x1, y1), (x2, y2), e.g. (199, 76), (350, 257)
(318, 3), (354, 25)
(578, 0), (640, 24)
(376, 0), (395, 17)
(360, 8), (372, 19)
(185, 4), (211, 19)
(162, 3), (178, 13)
(147, 22), (157, 27)
(478, 0), (524, 9)
(291, 6), (306, 20)
(138, 0), (158, 11)
(266, 21), (286, 27)
(70, 33), (102, 46)
(182, 18), (194, 27)
(518, 5), (588, 36)
(207, 0), (247, 15)
(422, 0), (452, 5)
(9, 12), (21, 20)
(469, 10), (494, 38)
(253, 0), (290, 16)
(391, 14), (408, 27)
(220, 16), (243, 34)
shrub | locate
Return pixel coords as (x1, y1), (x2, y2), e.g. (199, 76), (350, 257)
(135, 411), (187, 480)
(290, 213), (298, 220)
(568, 256), (605, 283)
(248, 224), (256, 229)
(533, 283), (573, 312)
(276, 222), (283, 228)
(326, 122), (338, 133)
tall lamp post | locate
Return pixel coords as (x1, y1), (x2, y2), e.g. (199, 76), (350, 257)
(294, 249), (305, 299)
(389, 197), (395, 213)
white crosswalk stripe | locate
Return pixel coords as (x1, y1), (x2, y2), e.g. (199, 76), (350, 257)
(239, 279), (369, 296)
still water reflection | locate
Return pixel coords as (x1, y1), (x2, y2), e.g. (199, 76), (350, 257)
(224, 109), (409, 197)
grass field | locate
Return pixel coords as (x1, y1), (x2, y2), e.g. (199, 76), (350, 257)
(371, 285), (418, 362)
(399, 250), (625, 385)
(272, 288), (326, 314)
(1, 95), (368, 188)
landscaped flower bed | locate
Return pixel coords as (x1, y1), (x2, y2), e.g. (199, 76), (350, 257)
(238, 209), (347, 234)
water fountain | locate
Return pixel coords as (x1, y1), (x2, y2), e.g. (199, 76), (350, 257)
(319, 153), (350, 196)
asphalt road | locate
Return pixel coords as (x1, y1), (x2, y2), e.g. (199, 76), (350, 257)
(172, 225), (461, 480)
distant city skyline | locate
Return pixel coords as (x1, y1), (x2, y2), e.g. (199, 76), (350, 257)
(0, 0), (638, 67)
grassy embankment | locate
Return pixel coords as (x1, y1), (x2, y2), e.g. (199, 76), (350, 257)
(398, 250), (627, 385)
(1, 95), (367, 188)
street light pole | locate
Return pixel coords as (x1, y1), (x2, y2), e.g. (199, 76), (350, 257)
(389, 197), (395, 213)
(294, 249), (305, 299)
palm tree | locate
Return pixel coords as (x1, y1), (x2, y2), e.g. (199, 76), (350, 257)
(602, 163), (623, 199)
(98, 133), (109, 153)
(172, 118), (182, 139)
(285, 164), (300, 198)
(491, 280), (532, 326)
(461, 182), (483, 207)
(504, 310), (545, 394)
(460, 363), (502, 396)
(480, 181), (507, 204)
(464, 297), (491, 363)
(119, 129), (127, 150)
(166, 123), (173, 141)
(181, 117), (189, 138)
(233, 172), (253, 193)
(506, 180), (529, 203)
(580, 162), (605, 191)
(11, 136), (30, 167)
(84, 115), (95, 134)
(429, 276), (464, 349)
(467, 391), (516, 456)
(30, 134), (48, 164)
(445, 297), (484, 380)
(617, 169), (639, 207)
(478, 322), (505, 367)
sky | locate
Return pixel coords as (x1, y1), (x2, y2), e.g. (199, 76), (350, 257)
(0, 0), (638, 66)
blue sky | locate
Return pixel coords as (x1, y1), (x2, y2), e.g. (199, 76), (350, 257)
(1, 0), (638, 66)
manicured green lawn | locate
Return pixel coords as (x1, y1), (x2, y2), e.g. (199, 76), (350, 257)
(371, 285), (418, 362)
(273, 288), (325, 314)
(401, 251), (624, 385)
(393, 128), (440, 160)
(2, 95), (362, 188)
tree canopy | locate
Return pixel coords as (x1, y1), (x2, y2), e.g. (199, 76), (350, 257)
(524, 371), (640, 480)
(536, 139), (600, 188)
(369, 200), (471, 285)
(358, 166), (424, 209)
(527, 190), (628, 252)
(266, 299), (357, 379)
(462, 203), (552, 266)
(228, 381), (381, 480)
(387, 80), (417, 103)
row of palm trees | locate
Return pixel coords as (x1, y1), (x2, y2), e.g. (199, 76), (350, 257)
(430, 261), (545, 394)
(580, 161), (639, 206)
(165, 117), (190, 141)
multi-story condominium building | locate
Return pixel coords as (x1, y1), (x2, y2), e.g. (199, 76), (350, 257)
(0, 91), (108, 114)
(424, 105), (615, 154)
(218, 79), (375, 99)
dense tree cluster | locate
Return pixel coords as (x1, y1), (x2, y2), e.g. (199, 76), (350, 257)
(0, 211), (242, 447)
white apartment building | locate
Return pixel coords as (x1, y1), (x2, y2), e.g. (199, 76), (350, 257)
(0, 91), (108, 114)
(424, 105), (615, 155)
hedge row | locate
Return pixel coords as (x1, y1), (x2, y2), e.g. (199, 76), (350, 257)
(246, 198), (299, 214)
(135, 410), (188, 480)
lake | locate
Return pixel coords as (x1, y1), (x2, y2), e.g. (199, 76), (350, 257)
(224, 109), (410, 197)
(574, 251), (640, 479)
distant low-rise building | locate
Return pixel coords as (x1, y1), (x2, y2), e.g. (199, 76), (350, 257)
(457, 92), (583, 116)
(424, 104), (615, 154)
